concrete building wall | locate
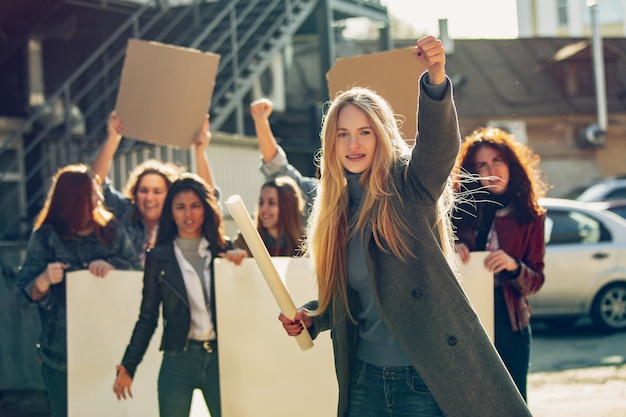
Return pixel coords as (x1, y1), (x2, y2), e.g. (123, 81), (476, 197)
(517, 0), (626, 37)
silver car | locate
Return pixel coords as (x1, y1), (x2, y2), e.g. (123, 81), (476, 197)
(529, 198), (626, 331)
(587, 199), (626, 220)
(561, 176), (626, 202)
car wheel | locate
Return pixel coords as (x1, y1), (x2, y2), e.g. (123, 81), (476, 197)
(590, 282), (626, 331)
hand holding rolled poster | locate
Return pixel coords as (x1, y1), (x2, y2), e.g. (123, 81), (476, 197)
(225, 195), (314, 351)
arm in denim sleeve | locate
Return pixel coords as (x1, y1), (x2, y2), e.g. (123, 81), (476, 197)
(105, 223), (142, 271)
(259, 145), (318, 214)
(16, 228), (56, 308)
(102, 178), (133, 220)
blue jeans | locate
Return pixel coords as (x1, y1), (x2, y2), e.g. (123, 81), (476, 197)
(41, 363), (67, 417)
(347, 359), (444, 417)
(494, 287), (531, 401)
(158, 340), (221, 417)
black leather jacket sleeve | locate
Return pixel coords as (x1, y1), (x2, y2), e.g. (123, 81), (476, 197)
(120, 248), (164, 378)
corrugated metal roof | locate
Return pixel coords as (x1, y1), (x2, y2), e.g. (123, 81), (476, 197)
(443, 38), (626, 118)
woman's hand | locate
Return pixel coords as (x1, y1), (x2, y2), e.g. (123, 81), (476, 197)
(278, 309), (312, 336)
(45, 262), (68, 285)
(250, 98), (273, 121)
(193, 114), (211, 153)
(412, 35), (446, 86)
(220, 249), (247, 266)
(31, 263), (68, 300)
(113, 364), (133, 400)
(484, 249), (518, 274)
(454, 243), (471, 265)
(107, 111), (124, 138)
(34, 262), (67, 296)
(88, 260), (114, 277)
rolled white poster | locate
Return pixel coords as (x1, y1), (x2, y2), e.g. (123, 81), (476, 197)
(225, 195), (314, 351)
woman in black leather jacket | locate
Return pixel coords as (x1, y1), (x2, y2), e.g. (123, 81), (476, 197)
(112, 173), (246, 417)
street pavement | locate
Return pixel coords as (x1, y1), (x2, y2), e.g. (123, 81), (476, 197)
(3, 319), (625, 416)
(528, 319), (626, 417)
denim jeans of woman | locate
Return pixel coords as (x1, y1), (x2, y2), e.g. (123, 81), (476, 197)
(494, 287), (531, 401)
(347, 359), (444, 417)
(158, 342), (220, 417)
(41, 363), (67, 417)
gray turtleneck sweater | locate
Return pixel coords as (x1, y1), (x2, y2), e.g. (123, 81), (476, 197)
(346, 172), (411, 367)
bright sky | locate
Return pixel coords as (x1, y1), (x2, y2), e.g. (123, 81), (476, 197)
(382, 0), (519, 39)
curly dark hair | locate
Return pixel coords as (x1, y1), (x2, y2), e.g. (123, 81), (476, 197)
(454, 127), (548, 224)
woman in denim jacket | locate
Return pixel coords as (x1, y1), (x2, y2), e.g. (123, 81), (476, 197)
(251, 98), (318, 222)
(453, 127), (548, 401)
(112, 173), (246, 417)
(16, 164), (141, 417)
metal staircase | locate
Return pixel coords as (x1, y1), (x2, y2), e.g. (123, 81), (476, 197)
(0, 0), (319, 242)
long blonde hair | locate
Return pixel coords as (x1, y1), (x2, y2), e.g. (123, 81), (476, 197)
(305, 87), (456, 316)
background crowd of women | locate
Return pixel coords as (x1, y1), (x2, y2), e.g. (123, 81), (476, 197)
(15, 88), (312, 417)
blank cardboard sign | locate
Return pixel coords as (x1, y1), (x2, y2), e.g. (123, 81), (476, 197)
(115, 39), (220, 148)
(327, 47), (427, 143)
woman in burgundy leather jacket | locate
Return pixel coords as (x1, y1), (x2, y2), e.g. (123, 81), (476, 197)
(452, 126), (548, 402)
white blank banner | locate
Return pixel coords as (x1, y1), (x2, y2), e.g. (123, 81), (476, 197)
(214, 258), (337, 417)
(456, 251), (494, 342)
(65, 256), (491, 416)
(66, 270), (163, 417)
(65, 259), (338, 417)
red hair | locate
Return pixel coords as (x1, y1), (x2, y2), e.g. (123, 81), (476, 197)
(34, 164), (114, 242)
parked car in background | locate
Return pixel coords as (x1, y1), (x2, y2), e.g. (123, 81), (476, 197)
(587, 199), (626, 220)
(529, 198), (626, 331)
(561, 176), (626, 202)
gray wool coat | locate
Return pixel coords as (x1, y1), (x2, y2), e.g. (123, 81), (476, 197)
(305, 75), (533, 417)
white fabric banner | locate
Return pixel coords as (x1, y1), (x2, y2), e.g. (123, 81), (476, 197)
(66, 256), (491, 416)
(214, 257), (337, 417)
(456, 251), (494, 341)
(66, 270), (163, 417)
(65, 258), (338, 417)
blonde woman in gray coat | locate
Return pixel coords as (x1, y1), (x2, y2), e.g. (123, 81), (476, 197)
(279, 36), (533, 417)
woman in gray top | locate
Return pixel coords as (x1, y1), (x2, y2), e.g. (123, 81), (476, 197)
(113, 173), (245, 417)
(279, 36), (533, 417)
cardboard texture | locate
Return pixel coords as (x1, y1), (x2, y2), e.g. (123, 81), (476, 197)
(115, 39), (220, 148)
(327, 47), (427, 143)
(65, 258), (492, 416)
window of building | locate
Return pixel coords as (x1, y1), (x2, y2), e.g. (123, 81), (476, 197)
(557, 0), (569, 27)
